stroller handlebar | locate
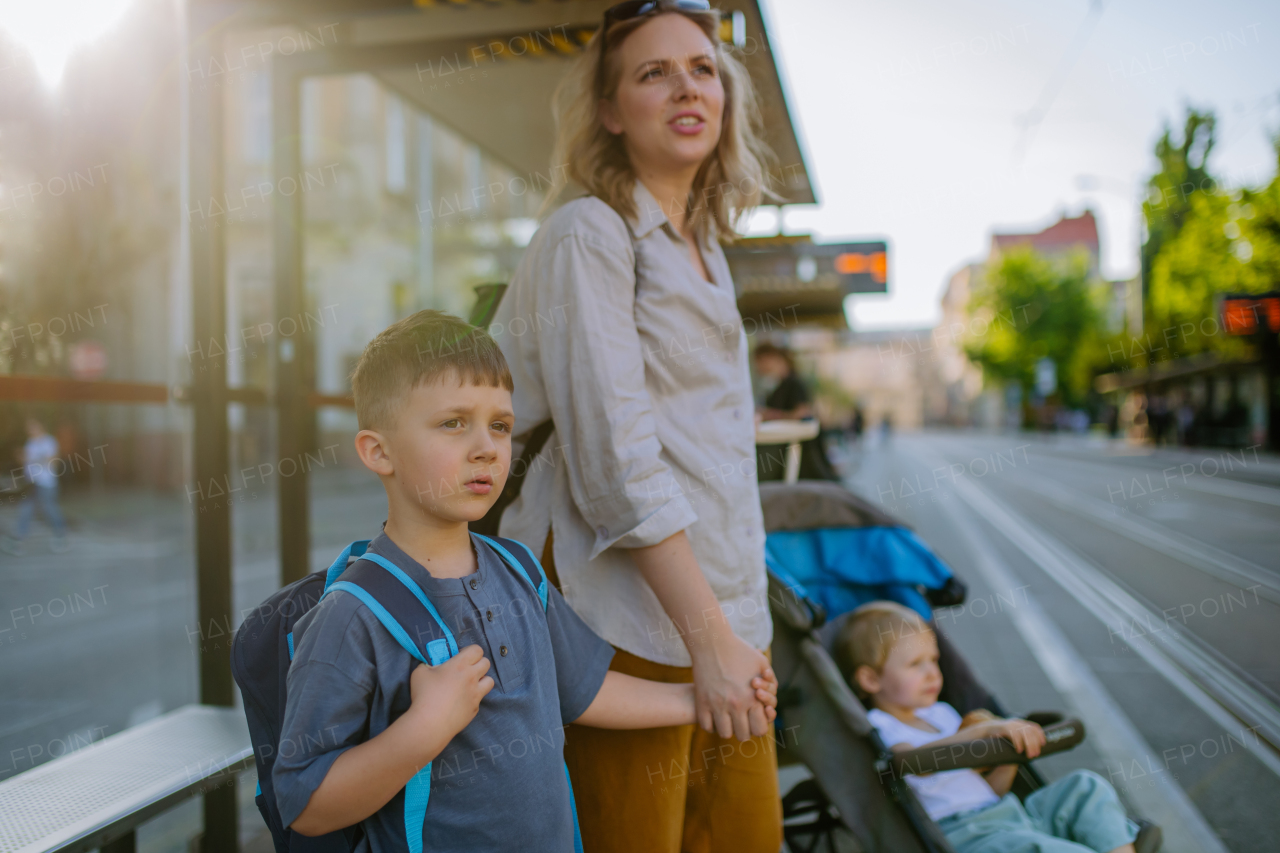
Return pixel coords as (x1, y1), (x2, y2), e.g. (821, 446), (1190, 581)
(886, 718), (1086, 780)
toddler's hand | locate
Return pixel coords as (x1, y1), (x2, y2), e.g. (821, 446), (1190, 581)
(993, 718), (1045, 758)
(407, 644), (494, 744)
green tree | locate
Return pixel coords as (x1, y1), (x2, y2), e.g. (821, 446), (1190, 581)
(1147, 140), (1280, 359)
(1141, 108), (1217, 310)
(966, 247), (1107, 409)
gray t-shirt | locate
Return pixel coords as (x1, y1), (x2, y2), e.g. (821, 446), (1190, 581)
(272, 531), (614, 852)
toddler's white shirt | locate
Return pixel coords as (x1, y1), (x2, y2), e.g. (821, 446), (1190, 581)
(868, 701), (1001, 821)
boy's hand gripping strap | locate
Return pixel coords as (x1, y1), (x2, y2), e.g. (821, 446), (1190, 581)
(321, 542), (459, 853)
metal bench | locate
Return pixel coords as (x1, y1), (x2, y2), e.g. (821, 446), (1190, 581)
(0, 705), (253, 853)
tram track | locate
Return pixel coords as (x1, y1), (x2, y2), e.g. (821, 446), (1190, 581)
(1000, 473), (1280, 606)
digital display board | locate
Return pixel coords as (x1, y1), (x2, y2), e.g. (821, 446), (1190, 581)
(724, 239), (889, 295)
(1222, 292), (1280, 335)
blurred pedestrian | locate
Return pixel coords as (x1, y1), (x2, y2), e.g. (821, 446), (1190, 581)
(753, 342), (838, 481)
(3, 417), (70, 555)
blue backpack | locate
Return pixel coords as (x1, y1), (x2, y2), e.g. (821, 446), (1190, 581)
(231, 534), (584, 853)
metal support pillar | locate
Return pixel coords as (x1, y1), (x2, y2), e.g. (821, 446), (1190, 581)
(188, 8), (239, 850)
(273, 64), (315, 586)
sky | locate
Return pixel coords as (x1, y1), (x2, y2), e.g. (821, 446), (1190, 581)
(1, 0), (1275, 335)
(752, 0), (1280, 330)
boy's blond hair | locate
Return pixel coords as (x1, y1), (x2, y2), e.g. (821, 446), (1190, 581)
(833, 601), (933, 698)
(351, 310), (513, 432)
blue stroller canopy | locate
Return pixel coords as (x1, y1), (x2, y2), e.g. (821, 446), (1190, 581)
(766, 527), (954, 621)
(759, 480), (956, 622)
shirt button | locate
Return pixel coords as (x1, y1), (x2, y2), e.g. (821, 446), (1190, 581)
(486, 610), (493, 621)
(733, 409), (741, 419)
(596, 525), (609, 540)
(500, 645), (508, 656)
(470, 579), (478, 590)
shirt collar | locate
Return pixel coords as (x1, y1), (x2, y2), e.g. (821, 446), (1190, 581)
(629, 180), (670, 239)
(628, 180), (722, 249)
(367, 530), (487, 593)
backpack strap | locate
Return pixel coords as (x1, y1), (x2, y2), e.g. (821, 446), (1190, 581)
(324, 539), (371, 592)
(473, 533), (548, 611)
(320, 542), (458, 853)
(353, 553), (460, 663)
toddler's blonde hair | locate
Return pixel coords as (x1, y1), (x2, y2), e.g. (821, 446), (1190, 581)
(833, 601), (933, 699)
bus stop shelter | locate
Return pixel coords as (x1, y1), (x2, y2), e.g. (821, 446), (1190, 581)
(182, 0), (814, 844)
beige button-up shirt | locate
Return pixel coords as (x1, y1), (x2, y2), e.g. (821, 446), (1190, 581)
(493, 182), (772, 667)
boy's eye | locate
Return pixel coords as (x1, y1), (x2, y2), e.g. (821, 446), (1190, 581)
(491, 421), (511, 433)
(442, 418), (461, 428)
(641, 66), (662, 80)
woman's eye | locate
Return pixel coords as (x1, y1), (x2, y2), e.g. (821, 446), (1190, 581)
(695, 62), (715, 76)
(641, 66), (662, 80)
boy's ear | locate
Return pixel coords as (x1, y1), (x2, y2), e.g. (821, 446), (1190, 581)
(854, 665), (881, 697)
(355, 429), (395, 477)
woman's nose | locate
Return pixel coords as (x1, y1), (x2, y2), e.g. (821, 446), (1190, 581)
(668, 67), (698, 99)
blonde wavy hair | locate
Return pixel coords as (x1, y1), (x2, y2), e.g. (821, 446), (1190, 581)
(546, 2), (775, 242)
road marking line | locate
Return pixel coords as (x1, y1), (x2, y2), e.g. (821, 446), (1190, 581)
(953, 474), (1280, 778)
(1004, 475), (1280, 606)
(1178, 473), (1280, 508)
(931, 474), (1229, 853)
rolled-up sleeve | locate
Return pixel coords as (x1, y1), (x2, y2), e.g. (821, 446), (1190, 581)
(532, 214), (699, 559)
(271, 597), (374, 830)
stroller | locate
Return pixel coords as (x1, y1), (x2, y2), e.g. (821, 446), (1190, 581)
(761, 480), (1100, 853)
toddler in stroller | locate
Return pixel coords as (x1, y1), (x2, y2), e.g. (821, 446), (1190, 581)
(759, 481), (1162, 853)
(835, 601), (1157, 853)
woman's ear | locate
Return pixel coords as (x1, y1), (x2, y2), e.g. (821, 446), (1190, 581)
(355, 429), (394, 477)
(598, 98), (623, 135)
(854, 665), (881, 697)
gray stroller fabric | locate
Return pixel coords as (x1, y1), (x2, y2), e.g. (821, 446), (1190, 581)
(760, 480), (903, 532)
(771, 574), (957, 853)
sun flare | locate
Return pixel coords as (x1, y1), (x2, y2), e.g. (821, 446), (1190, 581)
(0, 0), (135, 86)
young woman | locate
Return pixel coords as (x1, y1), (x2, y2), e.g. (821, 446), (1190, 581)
(492, 2), (782, 850)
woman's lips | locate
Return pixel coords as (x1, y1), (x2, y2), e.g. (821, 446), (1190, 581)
(669, 114), (706, 136)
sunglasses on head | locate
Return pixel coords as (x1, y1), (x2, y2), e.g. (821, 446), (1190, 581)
(595, 0), (718, 95)
(602, 0), (714, 30)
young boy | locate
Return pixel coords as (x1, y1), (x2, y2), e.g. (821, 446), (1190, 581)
(835, 601), (1157, 853)
(273, 311), (776, 849)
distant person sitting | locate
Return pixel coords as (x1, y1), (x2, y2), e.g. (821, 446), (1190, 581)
(753, 343), (837, 481)
(4, 417), (71, 555)
(835, 602), (1159, 853)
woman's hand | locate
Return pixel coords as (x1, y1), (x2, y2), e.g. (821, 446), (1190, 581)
(691, 633), (776, 741)
(628, 530), (777, 742)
